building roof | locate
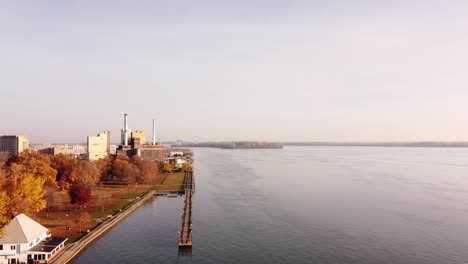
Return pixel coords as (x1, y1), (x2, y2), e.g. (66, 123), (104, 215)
(0, 214), (49, 244)
(28, 237), (68, 253)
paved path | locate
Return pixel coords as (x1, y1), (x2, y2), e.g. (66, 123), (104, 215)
(49, 191), (155, 264)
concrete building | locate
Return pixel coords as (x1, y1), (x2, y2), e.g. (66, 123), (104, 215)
(37, 144), (86, 158)
(0, 214), (67, 264)
(0, 135), (28, 157)
(87, 131), (110, 161)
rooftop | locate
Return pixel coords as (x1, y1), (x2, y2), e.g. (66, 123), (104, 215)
(0, 214), (49, 244)
(28, 237), (68, 253)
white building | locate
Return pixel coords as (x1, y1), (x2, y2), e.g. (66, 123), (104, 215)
(87, 131), (110, 161)
(0, 214), (67, 264)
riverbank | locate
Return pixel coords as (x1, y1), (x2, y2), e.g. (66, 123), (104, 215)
(48, 190), (156, 264)
(33, 172), (186, 244)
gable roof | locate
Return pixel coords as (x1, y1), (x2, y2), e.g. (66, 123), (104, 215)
(0, 214), (49, 244)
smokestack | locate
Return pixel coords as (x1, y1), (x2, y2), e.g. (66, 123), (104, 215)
(153, 118), (156, 145)
(124, 114), (129, 146)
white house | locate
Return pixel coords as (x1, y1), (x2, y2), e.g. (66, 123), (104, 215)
(0, 214), (67, 264)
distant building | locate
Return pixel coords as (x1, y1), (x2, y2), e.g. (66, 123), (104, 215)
(37, 144), (86, 158)
(87, 131), (110, 161)
(117, 114), (165, 161)
(0, 214), (67, 264)
(0, 135), (28, 157)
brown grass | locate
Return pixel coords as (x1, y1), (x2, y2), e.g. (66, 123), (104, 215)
(33, 172), (186, 243)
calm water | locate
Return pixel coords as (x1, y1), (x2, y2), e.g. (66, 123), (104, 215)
(75, 147), (468, 264)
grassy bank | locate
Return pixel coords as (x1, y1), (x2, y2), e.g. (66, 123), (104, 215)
(33, 172), (186, 243)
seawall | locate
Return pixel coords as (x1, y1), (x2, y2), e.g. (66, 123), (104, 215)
(49, 190), (156, 264)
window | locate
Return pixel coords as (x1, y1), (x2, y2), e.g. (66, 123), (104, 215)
(0, 245), (2, 250)
(10, 245), (15, 250)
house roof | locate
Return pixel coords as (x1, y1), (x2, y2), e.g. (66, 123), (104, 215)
(28, 237), (68, 253)
(0, 214), (49, 244)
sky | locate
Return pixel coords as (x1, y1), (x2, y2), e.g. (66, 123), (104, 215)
(1, 0), (468, 143)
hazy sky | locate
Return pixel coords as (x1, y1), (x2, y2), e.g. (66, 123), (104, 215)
(1, 1), (468, 143)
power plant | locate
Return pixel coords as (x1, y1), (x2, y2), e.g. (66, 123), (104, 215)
(117, 114), (165, 161)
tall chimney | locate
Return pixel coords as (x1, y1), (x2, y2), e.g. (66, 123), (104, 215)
(152, 118), (156, 145)
(124, 114), (129, 146)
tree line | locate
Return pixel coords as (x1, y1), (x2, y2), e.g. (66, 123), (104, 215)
(0, 150), (163, 235)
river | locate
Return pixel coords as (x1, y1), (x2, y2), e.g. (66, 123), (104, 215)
(74, 147), (468, 263)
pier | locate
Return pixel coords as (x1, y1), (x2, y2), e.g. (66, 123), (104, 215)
(178, 171), (195, 247)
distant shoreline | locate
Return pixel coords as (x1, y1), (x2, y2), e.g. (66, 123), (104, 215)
(172, 141), (283, 149)
(283, 142), (468, 148)
(172, 141), (468, 149)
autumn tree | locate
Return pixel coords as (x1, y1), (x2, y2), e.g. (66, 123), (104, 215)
(50, 153), (78, 183)
(163, 161), (175, 173)
(6, 170), (46, 215)
(0, 167), (10, 236)
(10, 150), (57, 188)
(94, 156), (112, 181)
(44, 186), (58, 212)
(76, 160), (100, 187)
(181, 162), (193, 173)
(69, 184), (92, 206)
(123, 163), (140, 184)
(138, 160), (158, 184)
(130, 155), (143, 167)
(111, 156), (129, 181)
(0, 167), (7, 187)
(0, 192), (10, 237)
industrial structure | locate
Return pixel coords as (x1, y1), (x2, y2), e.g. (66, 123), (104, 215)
(0, 135), (28, 157)
(87, 131), (110, 161)
(37, 145), (86, 158)
(117, 114), (164, 161)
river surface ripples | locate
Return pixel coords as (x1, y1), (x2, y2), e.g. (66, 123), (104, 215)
(75, 147), (468, 264)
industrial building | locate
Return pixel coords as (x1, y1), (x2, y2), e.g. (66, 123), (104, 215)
(131, 130), (146, 145)
(0, 135), (28, 157)
(117, 114), (165, 161)
(87, 131), (110, 161)
(37, 145), (86, 158)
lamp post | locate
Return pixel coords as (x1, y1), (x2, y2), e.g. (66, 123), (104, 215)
(65, 214), (68, 230)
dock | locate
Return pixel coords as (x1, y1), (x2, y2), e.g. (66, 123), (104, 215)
(178, 171), (195, 247)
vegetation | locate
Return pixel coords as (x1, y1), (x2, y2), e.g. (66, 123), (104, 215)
(0, 150), (173, 238)
(69, 184), (92, 206)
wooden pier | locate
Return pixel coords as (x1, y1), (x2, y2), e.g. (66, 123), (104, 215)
(178, 171), (195, 247)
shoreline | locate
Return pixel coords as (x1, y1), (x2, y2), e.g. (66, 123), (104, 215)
(48, 190), (156, 264)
